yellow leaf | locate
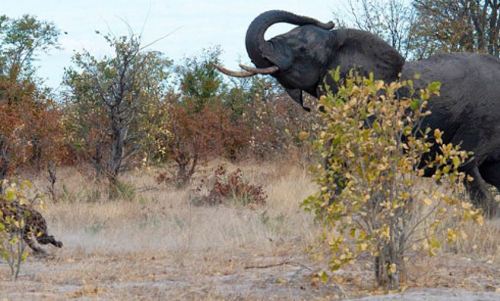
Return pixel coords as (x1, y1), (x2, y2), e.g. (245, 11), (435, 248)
(298, 131), (310, 141)
(319, 271), (329, 283)
(275, 278), (287, 284)
(388, 263), (397, 274)
(349, 228), (356, 238)
(423, 198), (433, 206)
(380, 225), (390, 240)
(359, 242), (368, 251)
(21, 180), (32, 190)
(434, 129), (443, 144)
(447, 228), (457, 243)
(475, 214), (484, 226)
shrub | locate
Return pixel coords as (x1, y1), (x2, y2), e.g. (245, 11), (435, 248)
(0, 77), (65, 185)
(0, 180), (42, 280)
(191, 165), (267, 207)
(63, 32), (172, 194)
(156, 101), (250, 187)
(240, 93), (320, 161)
(303, 72), (483, 290)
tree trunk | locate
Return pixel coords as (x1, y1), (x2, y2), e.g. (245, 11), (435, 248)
(47, 161), (57, 201)
(375, 213), (407, 290)
(92, 142), (104, 181)
(174, 152), (198, 187)
(375, 244), (405, 290)
(107, 105), (127, 198)
(0, 138), (10, 193)
(30, 136), (42, 171)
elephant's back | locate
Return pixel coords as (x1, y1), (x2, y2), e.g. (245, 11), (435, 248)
(403, 53), (500, 79)
(403, 53), (500, 84)
(402, 53), (500, 110)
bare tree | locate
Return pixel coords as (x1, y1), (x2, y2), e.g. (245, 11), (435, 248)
(414, 0), (500, 57)
(342, 0), (417, 58)
(64, 33), (171, 196)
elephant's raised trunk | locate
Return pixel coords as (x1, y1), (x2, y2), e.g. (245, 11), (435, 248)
(245, 10), (335, 68)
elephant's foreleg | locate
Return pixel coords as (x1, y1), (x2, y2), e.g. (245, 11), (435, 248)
(285, 89), (311, 111)
(465, 165), (497, 218)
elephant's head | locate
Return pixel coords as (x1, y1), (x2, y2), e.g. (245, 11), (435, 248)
(217, 10), (405, 111)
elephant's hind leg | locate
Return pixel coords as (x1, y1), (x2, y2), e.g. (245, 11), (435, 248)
(478, 161), (500, 217)
(466, 165), (498, 218)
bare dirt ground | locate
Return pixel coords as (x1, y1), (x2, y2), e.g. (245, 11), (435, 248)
(0, 162), (499, 300)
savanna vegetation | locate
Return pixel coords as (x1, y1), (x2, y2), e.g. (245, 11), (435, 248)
(0, 1), (499, 299)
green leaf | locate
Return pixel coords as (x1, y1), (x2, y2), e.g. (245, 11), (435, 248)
(410, 100), (420, 110)
(21, 250), (29, 261)
(319, 271), (329, 283)
(427, 81), (441, 95)
(429, 237), (441, 249)
(333, 67), (341, 83)
(4, 188), (16, 202)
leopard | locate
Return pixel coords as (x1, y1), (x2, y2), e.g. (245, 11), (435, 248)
(0, 199), (63, 254)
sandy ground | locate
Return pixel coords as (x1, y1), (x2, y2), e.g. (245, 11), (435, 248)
(1, 248), (499, 300)
(0, 163), (499, 300)
(349, 289), (500, 301)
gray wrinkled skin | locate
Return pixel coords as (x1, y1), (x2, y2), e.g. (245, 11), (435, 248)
(243, 10), (500, 216)
(402, 53), (500, 216)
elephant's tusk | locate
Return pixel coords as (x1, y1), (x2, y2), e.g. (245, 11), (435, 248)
(215, 65), (257, 77)
(239, 64), (279, 74)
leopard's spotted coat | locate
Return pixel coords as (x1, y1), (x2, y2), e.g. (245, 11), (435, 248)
(0, 200), (62, 254)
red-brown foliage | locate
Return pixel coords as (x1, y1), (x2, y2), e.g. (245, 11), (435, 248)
(191, 165), (266, 207)
(156, 100), (251, 186)
(0, 77), (65, 180)
(241, 94), (320, 161)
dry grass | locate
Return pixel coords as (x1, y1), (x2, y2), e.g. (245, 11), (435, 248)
(452, 219), (500, 263)
(44, 161), (319, 254)
(0, 160), (499, 300)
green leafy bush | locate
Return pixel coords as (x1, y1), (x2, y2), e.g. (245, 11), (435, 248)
(303, 72), (483, 289)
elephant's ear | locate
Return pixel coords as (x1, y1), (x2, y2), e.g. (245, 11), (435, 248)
(333, 29), (405, 82)
(260, 40), (294, 71)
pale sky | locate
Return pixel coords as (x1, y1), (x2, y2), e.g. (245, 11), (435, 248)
(3, 1), (348, 90)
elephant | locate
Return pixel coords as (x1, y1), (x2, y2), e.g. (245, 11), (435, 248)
(217, 10), (500, 217)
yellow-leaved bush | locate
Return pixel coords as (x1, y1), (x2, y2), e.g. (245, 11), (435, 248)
(0, 180), (42, 280)
(303, 71), (483, 290)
